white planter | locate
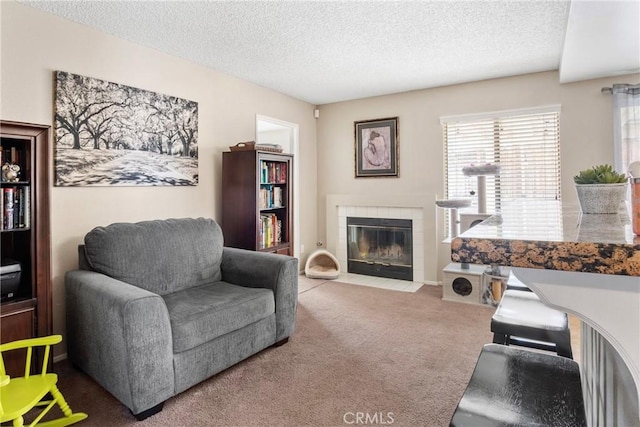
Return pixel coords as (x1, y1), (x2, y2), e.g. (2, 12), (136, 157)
(575, 183), (628, 214)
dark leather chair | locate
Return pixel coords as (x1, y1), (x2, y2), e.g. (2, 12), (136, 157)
(450, 344), (586, 427)
(491, 288), (573, 358)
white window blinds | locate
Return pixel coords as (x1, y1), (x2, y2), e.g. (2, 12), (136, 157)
(443, 107), (561, 216)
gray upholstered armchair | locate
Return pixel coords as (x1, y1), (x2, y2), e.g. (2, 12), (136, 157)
(65, 218), (298, 420)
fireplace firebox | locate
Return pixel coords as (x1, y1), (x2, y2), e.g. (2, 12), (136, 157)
(347, 217), (413, 281)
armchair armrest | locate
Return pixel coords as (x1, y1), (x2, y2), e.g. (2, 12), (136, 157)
(220, 247), (298, 341)
(65, 270), (174, 415)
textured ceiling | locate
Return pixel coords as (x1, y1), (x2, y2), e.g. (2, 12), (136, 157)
(17, 1), (640, 105)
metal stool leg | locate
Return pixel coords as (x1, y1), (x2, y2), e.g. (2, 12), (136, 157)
(492, 332), (508, 345)
(555, 332), (574, 359)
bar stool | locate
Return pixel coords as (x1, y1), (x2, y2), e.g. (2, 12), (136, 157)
(450, 344), (586, 426)
(491, 289), (573, 358)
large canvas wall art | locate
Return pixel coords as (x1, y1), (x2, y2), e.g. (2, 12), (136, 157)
(54, 71), (198, 186)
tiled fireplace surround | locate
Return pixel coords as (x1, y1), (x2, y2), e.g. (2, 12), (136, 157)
(326, 194), (435, 285)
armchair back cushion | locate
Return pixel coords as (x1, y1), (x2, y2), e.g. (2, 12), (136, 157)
(83, 218), (223, 296)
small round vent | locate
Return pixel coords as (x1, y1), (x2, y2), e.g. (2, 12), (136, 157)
(452, 277), (473, 296)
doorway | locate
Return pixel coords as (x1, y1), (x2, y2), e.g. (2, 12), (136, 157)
(256, 115), (300, 259)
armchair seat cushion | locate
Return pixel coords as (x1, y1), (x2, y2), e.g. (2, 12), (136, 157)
(163, 282), (275, 353)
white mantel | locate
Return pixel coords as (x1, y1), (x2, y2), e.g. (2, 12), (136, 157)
(325, 194), (437, 285)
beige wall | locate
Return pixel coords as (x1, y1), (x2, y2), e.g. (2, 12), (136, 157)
(316, 71), (640, 283)
(1, 1), (318, 357)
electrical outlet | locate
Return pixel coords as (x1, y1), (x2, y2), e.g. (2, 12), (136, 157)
(300, 244), (305, 254)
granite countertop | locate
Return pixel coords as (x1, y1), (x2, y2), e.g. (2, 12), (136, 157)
(451, 199), (640, 276)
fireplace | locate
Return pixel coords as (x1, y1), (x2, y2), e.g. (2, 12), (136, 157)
(346, 217), (413, 281)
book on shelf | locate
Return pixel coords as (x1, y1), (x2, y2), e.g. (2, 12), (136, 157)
(261, 162), (269, 183)
(260, 161), (288, 184)
(1, 145), (21, 165)
(279, 163), (286, 183)
(3, 187), (14, 230)
(2, 186), (30, 230)
(259, 185), (285, 209)
(22, 186), (30, 228)
(276, 218), (282, 244)
(273, 186), (282, 207)
(259, 213), (283, 248)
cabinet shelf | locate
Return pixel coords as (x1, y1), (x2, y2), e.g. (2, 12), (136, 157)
(1, 181), (30, 186)
(259, 241), (290, 252)
(222, 150), (293, 256)
(1, 227), (31, 233)
(0, 297), (36, 310)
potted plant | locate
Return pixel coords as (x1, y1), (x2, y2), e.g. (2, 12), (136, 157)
(574, 164), (628, 214)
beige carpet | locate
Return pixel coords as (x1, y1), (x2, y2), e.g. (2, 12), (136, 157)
(51, 278), (495, 426)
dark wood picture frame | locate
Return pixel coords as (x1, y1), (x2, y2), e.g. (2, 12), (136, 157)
(354, 117), (398, 177)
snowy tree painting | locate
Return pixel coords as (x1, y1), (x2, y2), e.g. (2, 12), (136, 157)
(54, 71), (198, 186)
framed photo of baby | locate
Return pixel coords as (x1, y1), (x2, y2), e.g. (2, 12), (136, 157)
(354, 117), (398, 177)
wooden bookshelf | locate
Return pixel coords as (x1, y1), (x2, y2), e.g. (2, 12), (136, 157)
(0, 120), (51, 377)
(222, 150), (293, 256)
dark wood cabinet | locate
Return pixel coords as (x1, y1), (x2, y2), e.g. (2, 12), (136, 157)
(0, 120), (51, 377)
(222, 150), (293, 256)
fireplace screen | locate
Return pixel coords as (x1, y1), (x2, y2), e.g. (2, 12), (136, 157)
(347, 217), (413, 281)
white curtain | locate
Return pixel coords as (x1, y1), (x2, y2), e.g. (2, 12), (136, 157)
(612, 83), (640, 174)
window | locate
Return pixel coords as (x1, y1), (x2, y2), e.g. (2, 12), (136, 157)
(442, 106), (561, 233)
